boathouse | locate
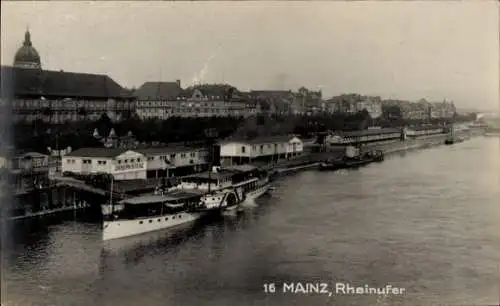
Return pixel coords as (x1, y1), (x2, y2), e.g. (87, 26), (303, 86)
(405, 125), (445, 138)
(325, 128), (403, 146)
(1, 151), (52, 195)
(218, 135), (303, 166)
(62, 148), (147, 180)
(135, 143), (209, 179)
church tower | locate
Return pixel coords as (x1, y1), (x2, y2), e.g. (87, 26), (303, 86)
(13, 27), (42, 69)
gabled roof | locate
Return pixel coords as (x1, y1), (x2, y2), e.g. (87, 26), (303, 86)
(64, 147), (131, 158)
(135, 81), (182, 100)
(180, 84), (237, 100)
(0, 66), (133, 99)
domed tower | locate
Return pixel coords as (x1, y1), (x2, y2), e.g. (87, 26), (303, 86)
(13, 28), (42, 69)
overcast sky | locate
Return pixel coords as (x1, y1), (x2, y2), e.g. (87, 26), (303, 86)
(1, 1), (498, 111)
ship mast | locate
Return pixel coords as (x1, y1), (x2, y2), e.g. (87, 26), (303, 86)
(109, 174), (114, 214)
(208, 144), (212, 193)
(205, 128), (218, 193)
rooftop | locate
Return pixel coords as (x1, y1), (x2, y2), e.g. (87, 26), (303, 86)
(135, 144), (206, 155)
(1, 66), (133, 99)
(135, 81), (182, 100)
(64, 147), (128, 158)
(181, 84), (236, 100)
(219, 135), (300, 145)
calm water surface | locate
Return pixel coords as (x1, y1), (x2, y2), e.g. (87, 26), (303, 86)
(2, 136), (500, 306)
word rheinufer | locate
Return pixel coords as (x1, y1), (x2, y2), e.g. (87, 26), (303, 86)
(335, 283), (406, 295)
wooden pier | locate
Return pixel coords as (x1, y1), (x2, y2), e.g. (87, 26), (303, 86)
(50, 174), (130, 199)
(7, 203), (90, 221)
(4, 176), (114, 221)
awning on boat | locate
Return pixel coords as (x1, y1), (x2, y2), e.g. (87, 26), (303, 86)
(182, 171), (234, 181)
(118, 190), (203, 205)
(223, 164), (258, 173)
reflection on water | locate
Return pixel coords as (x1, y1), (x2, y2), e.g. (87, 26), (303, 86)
(2, 137), (500, 306)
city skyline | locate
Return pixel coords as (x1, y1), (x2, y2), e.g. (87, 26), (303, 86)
(1, 1), (498, 112)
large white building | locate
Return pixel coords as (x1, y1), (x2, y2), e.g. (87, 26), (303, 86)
(62, 144), (210, 180)
(62, 148), (147, 180)
(218, 135), (303, 166)
(135, 144), (209, 178)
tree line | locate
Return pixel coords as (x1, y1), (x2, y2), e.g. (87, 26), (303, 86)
(11, 110), (477, 154)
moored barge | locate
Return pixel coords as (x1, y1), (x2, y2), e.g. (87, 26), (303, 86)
(319, 145), (384, 171)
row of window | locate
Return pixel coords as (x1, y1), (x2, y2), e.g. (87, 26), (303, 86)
(145, 152), (196, 161)
(138, 113), (251, 119)
(241, 143), (297, 153)
(137, 96), (225, 104)
(137, 100), (239, 107)
(14, 99), (133, 105)
(138, 108), (248, 114)
(68, 154), (201, 165)
(138, 215), (183, 224)
(75, 157), (143, 165)
(117, 158), (142, 164)
(341, 133), (400, 142)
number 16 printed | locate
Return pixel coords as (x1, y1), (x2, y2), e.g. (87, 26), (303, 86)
(263, 283), (277, 294)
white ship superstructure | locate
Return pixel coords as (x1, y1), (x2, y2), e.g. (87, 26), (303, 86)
(180, 165), (270, 211)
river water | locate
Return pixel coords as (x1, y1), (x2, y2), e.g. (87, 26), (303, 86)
(2, 136), (499, 306)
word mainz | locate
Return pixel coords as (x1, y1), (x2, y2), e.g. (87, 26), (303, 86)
(263, 282), (406, 296)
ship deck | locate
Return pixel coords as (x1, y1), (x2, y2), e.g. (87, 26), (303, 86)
(119, 189), (205, 205)
(182, 171), (234, 181)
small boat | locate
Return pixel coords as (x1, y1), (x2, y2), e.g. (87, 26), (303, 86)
(319, 145), (384, 171)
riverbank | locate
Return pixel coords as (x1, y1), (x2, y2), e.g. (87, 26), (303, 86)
(269, 133), (480, 177)
(5, 132), (479, 221)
